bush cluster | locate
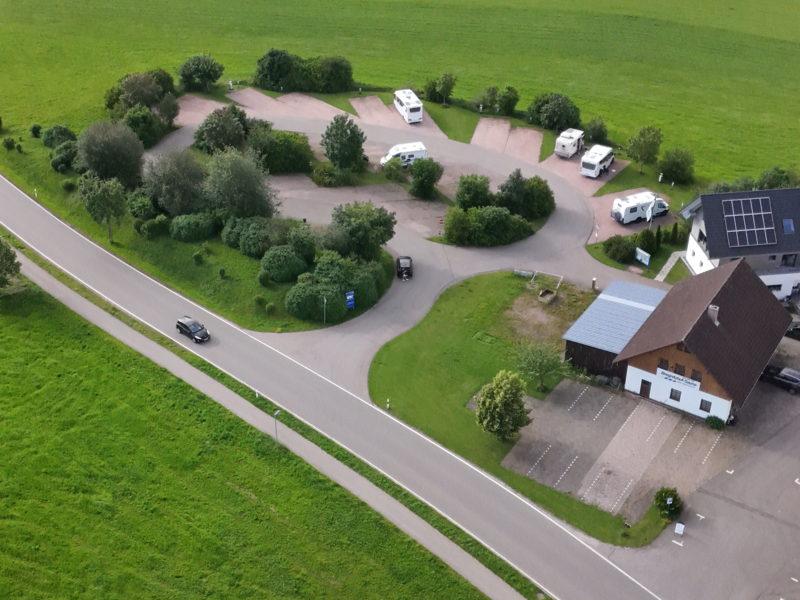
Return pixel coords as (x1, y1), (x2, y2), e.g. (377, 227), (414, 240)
(659, 148), (695, 185)
(178, 54), (224, 92)
(311, 162), (357, 187)
(254, 49), (353, 93)
(127, 191), (157, 221)
(585, 116), (608, 144)
(527, 93), (580, 131)
(709, 165), (800, 194)
(249, 125), (313, 175)
(169, 213), (218, 243)
(42, 125), (77, 149)
(381, 157), (406, 183)
(603, 235), (636, 263)
(123, 104), (164, 148)
(444, 206), (533, 247)
(705, 416), (725, 430)
(50, 141), (77, 172)
(409, 158), (444, 199)
(454, 170), (555, 227)
(195, 104), (248, 154)
(259, 245), (309, 284)
(141, 214), (170, 239)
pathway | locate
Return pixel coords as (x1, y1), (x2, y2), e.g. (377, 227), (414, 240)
(654, 251), (687, 282)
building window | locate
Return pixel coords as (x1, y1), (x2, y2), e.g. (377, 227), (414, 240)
(692, 250), (696, 257)
(658, 358), (669, 370)
(782, 254), (797, 268)
(769, 255), (777, 261)
(677, 342), (690, 354)
(691, 369), (702, 382)
(700, 261), (704, 267)
(783, 219), (795, 234)
(670, 389), (682, 402)
(700, 399), (712, 413)
(767, 284), (783, 292)
(674, 363), (686, 376)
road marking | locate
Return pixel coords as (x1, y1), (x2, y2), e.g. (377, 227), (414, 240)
(617, 404), (640, 433)
(646, 414), (667, 442)
(702, 432), (723, 465)
(674, 423), (694, 453)
(795, 478), (800, 485)
(593, 396), (613, 421)
(609, 479), (634, 513)
(582, 470), (605, 500)
(527, 445), (552, 475)
(696, 514), (705, 520)
(672, 540), (683, 547)
(555, 456), (579, 488)
(0, 172), (669, 600)
(727, 469), (735, 474)
(791, 577), (798, 582)
(567, 387), (588, 411)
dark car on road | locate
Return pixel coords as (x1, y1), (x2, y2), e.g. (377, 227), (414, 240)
(396, 256), (413, 279)
(176, 316), (211, 343)
(760, 365), (800, 394)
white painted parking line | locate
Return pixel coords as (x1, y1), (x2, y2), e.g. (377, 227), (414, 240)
(702, 432), (723, 465)
(555, 456), (579, 488)
(795, 478), (800, 485)
(674, 423), (694, 453)
(617, 404), (640, 433)
(567, 387), (589, 411)
(646, 414), (667, 442)
(727, 469), (734, 474)
(791, 577), (798, 582)
(527, 444), (552, 476)
(582, 470), (604, 500)
(610, 479), (634, 513)
(593, 396), (613, 421)
(696, 514), (705, 520)
(672, 540), (683, 547)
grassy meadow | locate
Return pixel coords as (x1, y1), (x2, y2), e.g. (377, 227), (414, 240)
(0, 280), (490, 599)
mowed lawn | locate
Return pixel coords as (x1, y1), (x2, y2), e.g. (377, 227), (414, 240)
(3, 0), (800, 182)
(0, 282), (486, 599)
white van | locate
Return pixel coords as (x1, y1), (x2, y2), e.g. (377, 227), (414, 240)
(611, 192), (669, 225)
(393, 89), (423, 124)
(554, 128), (584, 158)
(380, 142), (428, 167)
(580, 145), (615, 178)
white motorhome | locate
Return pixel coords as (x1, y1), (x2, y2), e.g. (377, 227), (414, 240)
(380, 142), (428, 167)
(611, 192), (669, 225)
(580, 145), (615, 178)
(554, 128), (584, 158)
(393, 89), (423, 124)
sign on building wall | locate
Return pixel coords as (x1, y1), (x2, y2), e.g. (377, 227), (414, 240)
(657, 368), (700, 390)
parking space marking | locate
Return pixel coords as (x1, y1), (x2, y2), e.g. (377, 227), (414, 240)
(672, 540), (684, 547)
(791, 577), (798, 583)
(702, 432), (723, 465)
(795, 478), (800, 485)
(582, 470), (604, 500)
(555, 456), (579, 488)
(593, 396), (613, 421)
(674, 423), (694, 453)
(646, 414), (667, 442)
(567, 386), (589, 411)
(727, 469), (735, 474)
(696, 514), (705, 520)
(609, 479), (634, 513)
(527, 445), (552, 476)
(617, 404), (640, 433)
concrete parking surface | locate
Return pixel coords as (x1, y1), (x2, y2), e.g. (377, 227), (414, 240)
(590, 187), (679, 243)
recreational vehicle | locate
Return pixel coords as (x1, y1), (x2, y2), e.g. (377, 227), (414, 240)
(380, 142), (428, 167)
(554, 128), (584, 158)
(393, 89), (424, 124)
(580, 145), (615, 178)
(611, 192), (669, 225)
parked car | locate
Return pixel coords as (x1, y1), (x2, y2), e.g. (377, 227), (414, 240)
(396, 256), (413, 279)
(760, 365), (800, 394)
(176, 316), (211, 343)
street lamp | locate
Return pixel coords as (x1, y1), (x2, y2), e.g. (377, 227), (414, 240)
(273, 409), (281, 443)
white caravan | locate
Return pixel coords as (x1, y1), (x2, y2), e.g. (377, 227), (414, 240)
(393, 89), (424, 124)
(554, 128), (584, 158)
(580, 145), (615, 178)
(611, 192), (669, 225)
(380, 142), (428, 167)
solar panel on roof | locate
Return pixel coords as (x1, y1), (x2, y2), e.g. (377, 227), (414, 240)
(723, 197), (777, 248)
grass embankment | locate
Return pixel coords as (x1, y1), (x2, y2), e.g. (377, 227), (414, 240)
(369, 272), (665, 546)
(665, 259), (692, 284)
(586, 238), (686, 280)
(0, 282), (490, 599)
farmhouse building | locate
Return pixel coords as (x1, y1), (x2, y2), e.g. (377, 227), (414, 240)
(681, 188), (800, 300)
(614, 260), (791, 421)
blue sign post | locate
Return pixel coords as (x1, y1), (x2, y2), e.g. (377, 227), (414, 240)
(346, 291), (355, 309)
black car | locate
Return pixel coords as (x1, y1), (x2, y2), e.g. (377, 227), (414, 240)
(396, 256), (413, 279)
(176, 316), (211, 343)
(760, 365), (800, 394)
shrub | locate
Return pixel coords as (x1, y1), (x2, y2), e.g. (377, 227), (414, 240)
(221, 217), (243, 248)
(127, 191), (157, 220)
(444, 207), (472, 246)
(539, 93), (581, 131)
(331, 201), (397, 261)
(382, 157), (405, 183)
(133, 218), (144, 233)
(312, 162), (337, 187)
(670, 222), (679, 245)
(239, 217), (271, 258)
(218, 267), (226, 278)
(192, 251), (203, 265)
(585, 116), (608, 144)
(254, 49), (294, 90)
(653, 487), (683, 520)
(526, 93), (554, 126)
(148, 68), (176, 98)
(169, 213), (218, 242)
(603, 235), (636, 263)
(636, 228), (657, 255)
(265, 302), (276, 315)
(476, 206), (531, 246)
(409, 158), (444, 199)
(78, 121), (144, 189)
(143, 148), (206, 216)
(16, 144), (22, 153)
(756, 165), (798, 190)
(258, 269), (272, 287)
(655, 224), (662, 252)
(320, 224), (353, 256)
(350, 268), (378, 309)
(178, 54), (224, 92)
(255, 129), (314, 175)
(62, 180), (76, 193)
(30, 124), (42, 138)
(58, 163), (66, 172)
(261, 245), (308, 283)
(285, 280), (346, 323)
(104, 85), (123, 111)
(475, 370), (532, 441)
(2, 137), (14, 151)
(706, 416), (725, 430)
(522, 175), (555, 220)
(254, 50), (353, 93)
(203, 148), (277, 219)
(659, 148), (695, 185)
(203, 241), (211, 255)
(123, 104), (163, 148)
(436, 72), (457, 105)
(50, 140), (78, 171)
(474, 86), (498, 112)
(0, 115), (3, 130)
(42, 125), (77, 149)
(423, 79), (443, 103)
(497, 86), (520, 117)
(254, 295), (267, 308)
(288, 226), (316, 264)
(119, 72), (162, 110)
(320, 115), (366, 171)
(315, 56), (354, 93)
(456, 174), (493, 210)
(158, 93), (180, 127)
(494, 169), (526, 215)
(194, 104), (247, 153)
(141, 214), (170, 239)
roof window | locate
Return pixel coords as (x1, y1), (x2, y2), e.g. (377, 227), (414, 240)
(783, 219), (795, 234)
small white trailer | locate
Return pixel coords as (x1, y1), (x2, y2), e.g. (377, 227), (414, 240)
(380, 142), (428, 167)
(611, 192), (669, 224)
(554, 128), (584, 158)
(393, 89), (423, 124)
(580, 145), (615, 178)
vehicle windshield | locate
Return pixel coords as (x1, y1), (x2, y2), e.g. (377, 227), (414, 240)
(399, 258), (411, 268)
(189, 322), (204, 333)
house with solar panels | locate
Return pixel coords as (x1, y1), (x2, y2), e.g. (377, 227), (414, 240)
(681, 188), (800, 300)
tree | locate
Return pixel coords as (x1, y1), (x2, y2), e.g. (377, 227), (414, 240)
(330, 201), (396, 261)
(78, 174), (127, 243)
(585, 116), (608, 144)
(522, 175), (555, 220)
(475, 370), (532, 441)
(143, 149), (206, 216)
(659, 148), (695, 184)
(637, 228), (657, 255)
(203, 148), (277, 219)
(77, 121), (144, 189)
(194, 104), (247, 153)
(526, 92), (553, 126)
(178, 54), (224, 92)
(158, 92), (180, 127)
(655, 224), (662, 252)
(320, 115), (366, 171)
(654, 487), (683, 520)
(539, 93), (581, 132)
(517, 342), (570, 392)
(474, 86), (498, 112)
(757, 165), (798, 190)
(436, 73), (457, 106)
(494, 169), (526, 215)
(670, 222), (678, 245)
(123, 104), (163, 148)
(423, 79), (442, 103)
(627, 125), (663, 174)
(444, 206), (472, 245)
(148, 68), (176, 98)
(118, 72), (162, 110)
(254, 49), (294, 90)
(0, 237), (21, 288)
(456, 174), (494, 210)
(382, 157), (406, 183)
(497, 86), (520, 116)
(409, 158), (444, 199)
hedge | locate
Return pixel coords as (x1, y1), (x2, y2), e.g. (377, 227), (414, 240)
(169, 213), (218, 243)
(259, 245), (308, 283)
(443, 206), (533, 247)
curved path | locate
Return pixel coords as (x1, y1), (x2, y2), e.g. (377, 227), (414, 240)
(0, 101), (672, 600)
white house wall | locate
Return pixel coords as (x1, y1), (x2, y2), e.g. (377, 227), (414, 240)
(624, 365), (732, 421)
(759, 271), (800, 301)
(686, 235), (718, 275)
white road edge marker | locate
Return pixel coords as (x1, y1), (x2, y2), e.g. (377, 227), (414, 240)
(727, 469), (735, 474)
(672, 540), (683, 547)
(696, 514), (705, 520)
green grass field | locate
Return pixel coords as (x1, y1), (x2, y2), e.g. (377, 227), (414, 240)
(665, 259), (692, 284)
(369, 272), (665, 546)
(0, 280), (490, 599)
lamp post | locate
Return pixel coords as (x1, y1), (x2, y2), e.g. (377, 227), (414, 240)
(273, 409), (281, 443)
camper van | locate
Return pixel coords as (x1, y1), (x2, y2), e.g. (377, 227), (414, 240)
(380, 142), (428, 167)
(611, 192), (669, 225)
(393, 89), (424, 124)
(554, 129), (584, 158)
(580, 145), (615, 178)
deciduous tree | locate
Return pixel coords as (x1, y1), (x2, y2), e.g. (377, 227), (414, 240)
(436, 72), (457, 105)
(78, 174), (127, 243)
(517, 342), (570, 392)
(409, 158), (444, 199)
(320, 115), (366, 171)
(0, 237), (21, 288)
(456, 174), (494, 210)
(77, 121), (144, 189)
(627, 125), (663, 174)
(330, 201), (396, 261)
(178, 54), (224, 92)
(476, 370), (532, 441)
(119, 72), (162, 109)
(158, 92), (180, 127)
(203, 148), (277, 219)
(143, 149), (206, 216)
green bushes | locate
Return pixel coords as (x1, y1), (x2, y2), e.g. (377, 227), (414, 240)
(495, 169), (555, 220)
(123, 104), (163, 148)
(603, 235), (636, 263)
(456, 174), (494, 210)
(286, 280), (347, 324)
(127, 191), (157, 220)
(260, 245), (308, 283)
(497, 86), (520, 117)
(42, 125), (77, 149)
(288, 226), (316, 264)
(178, 53), (224, 92)
(585, 116), (608, 144)
(659, 148), (695, 184)
(444, 206), (533, 247)
(653, 487), (683, 520)
(62, 180), (76, 193)
(382, 157), (405, 183)
(194, 104), (248, 153)
(169, 213), (218, 243)
(30, 124), (42, 138)
(409, 158), (444, 199)
(636, 228), (657, 255)
(423, 79), (443, 103)
(2, 137), (14, 151)
(706, 416), (725, 430)
(254, 49), (353, 93)
(253, 129), (314, 175)
(50, 141), (77, 172)
(527, 93), (580, 131)
(141, 214), (170, 239)
(238, 217), (271, 258)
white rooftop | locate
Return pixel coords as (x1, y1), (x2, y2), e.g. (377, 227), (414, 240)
(558, 128), (584, 140)
(394, 89), (422, 108)
(583, 145), (613, 161)
(614, 192), (658, 207)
